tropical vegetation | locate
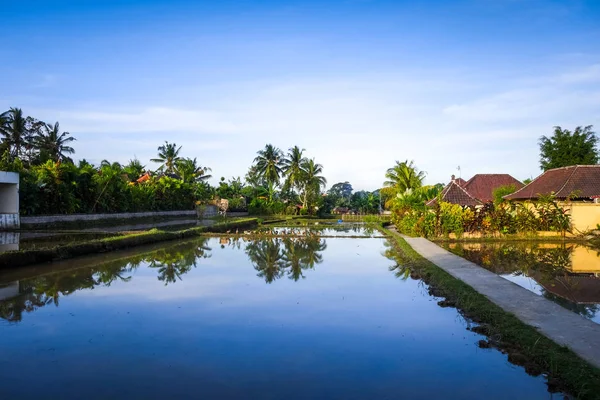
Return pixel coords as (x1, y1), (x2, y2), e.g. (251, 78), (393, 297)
(539, 125), (598, 171)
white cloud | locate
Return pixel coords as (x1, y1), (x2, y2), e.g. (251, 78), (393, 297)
(16, 63), (600, 189)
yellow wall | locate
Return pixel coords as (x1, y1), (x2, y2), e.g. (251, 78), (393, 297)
(559, 202), (600, 233)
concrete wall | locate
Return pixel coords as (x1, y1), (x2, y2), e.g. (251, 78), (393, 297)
(21, 210), (196, 225)
(0, 171), (19, 229)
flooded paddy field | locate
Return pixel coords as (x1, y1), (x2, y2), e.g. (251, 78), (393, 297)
(0, 228), (567, 399)
(442, 241), (600, 324)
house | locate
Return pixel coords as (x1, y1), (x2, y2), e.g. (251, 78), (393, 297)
(0, 171), (19, 229)
(504, 165), (600, 201)
(427, 173), (523, 207)
(504, 165), (600, 232)
(426, 179), (482, 207)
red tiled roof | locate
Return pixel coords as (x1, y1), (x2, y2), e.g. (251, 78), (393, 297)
(505, 165), (600, 200)
(462, 174), (524, 202)
(455, 177), (467, 187)
(426, 180), (483, 207)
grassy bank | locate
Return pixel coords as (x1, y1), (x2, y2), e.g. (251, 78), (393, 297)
(0, 218), (258, 270)
(382, 228), (600, 400)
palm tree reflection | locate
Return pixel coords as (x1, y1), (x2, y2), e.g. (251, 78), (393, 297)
(245, 236), (327, 283)
(0, 238), (212, 322)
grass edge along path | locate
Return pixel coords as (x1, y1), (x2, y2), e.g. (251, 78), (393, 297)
(381, 227), (600, 400)
(0, 218), (259, 270)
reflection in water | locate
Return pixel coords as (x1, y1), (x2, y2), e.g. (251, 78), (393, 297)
(0, 239), (212, 322)
(148, 241), (211, 285)
(0, 232), (19, 252)
(0, 233), (568, 399)
(443, 242), (600, 323)
(246, 237), (327, 283)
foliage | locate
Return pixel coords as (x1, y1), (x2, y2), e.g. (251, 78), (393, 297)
(151, 141), (183, 173)
(539, 125), (598, 171)
(492, 184), (517, 206)
(392, 196), (572, 238)
(382, 160), (426, 208)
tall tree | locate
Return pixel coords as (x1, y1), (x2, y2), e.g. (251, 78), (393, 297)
(300, 158), (327, 211)
(175, 158), (212, 183)
(35, 122), (76, 163)
(384, 160), (425, 192)
(151, 141), (183, 173)
(253, 144), (284, 202)
(539, 125), (598, 171)
(0, 108), (28, 158)
(283, 146), (307, 194)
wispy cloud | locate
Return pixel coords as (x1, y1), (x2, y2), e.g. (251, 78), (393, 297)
(15, 63), (600, 189)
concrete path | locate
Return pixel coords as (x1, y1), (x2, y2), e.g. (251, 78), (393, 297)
(404, 236), (600, 369)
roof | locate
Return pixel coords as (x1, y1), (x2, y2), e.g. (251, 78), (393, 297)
(462, 174), (524, 202)
(454, 177), (467, 187)
(426, 180), (483, 207)
(505, 165), (600, 201)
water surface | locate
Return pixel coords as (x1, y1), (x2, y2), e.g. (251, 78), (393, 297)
(442, 241), (600, 324)
(0, 232), (564, 399)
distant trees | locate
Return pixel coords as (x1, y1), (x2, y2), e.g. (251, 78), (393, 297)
(539, 125), (598, 171)
(244, 144), (330, 215)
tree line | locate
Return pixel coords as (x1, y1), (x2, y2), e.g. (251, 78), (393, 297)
(0, 107), (382, 216)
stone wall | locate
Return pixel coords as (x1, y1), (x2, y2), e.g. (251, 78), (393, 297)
(21, 210), (197, 225)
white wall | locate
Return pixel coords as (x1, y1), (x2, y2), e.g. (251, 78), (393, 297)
(0, 171), (19, 214)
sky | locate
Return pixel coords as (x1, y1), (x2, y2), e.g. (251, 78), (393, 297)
(1, 0), (599, 190)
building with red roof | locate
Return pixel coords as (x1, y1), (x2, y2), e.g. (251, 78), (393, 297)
(428, 174), (523, 207)
(504, 165), (600, 201)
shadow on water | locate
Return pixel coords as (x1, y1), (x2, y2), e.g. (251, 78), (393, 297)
(441, 241), (600, 324)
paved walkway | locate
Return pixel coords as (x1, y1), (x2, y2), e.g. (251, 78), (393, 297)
(404, 236), (600, 369)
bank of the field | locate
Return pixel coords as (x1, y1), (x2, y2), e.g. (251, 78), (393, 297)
(0, 218), (259, 270)
(382, 228), (600, 400)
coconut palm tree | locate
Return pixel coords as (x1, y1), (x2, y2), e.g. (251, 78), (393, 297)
(34, 122), (76, 162)
(0, 108), (28, 158)
(300, 158), (327, 210)
(384, 160), (425, 192)
(151, 141), (183, 173)
(253, 144), (284, 202)
(282, 146), (306, 194)
(175, 157), (212, 183)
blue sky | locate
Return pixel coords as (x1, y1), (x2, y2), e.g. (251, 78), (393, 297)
(1, 0), (599, 190)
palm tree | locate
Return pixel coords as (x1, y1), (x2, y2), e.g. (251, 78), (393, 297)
(0, 108), (28, 158)
(384, 160), (425, 192)
(175, 157), (212, 183)
(123, 158), (145, 181)
(253, 144), (284, 202)
(282, 146), (306, 194)
(300, 158), (327, 210)
(151, 141), (182, 173)
(34, 122), (76, 162)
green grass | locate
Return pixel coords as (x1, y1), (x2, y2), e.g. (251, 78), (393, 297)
(382, 227), (600, 400)
(0, 218), (259, 270)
